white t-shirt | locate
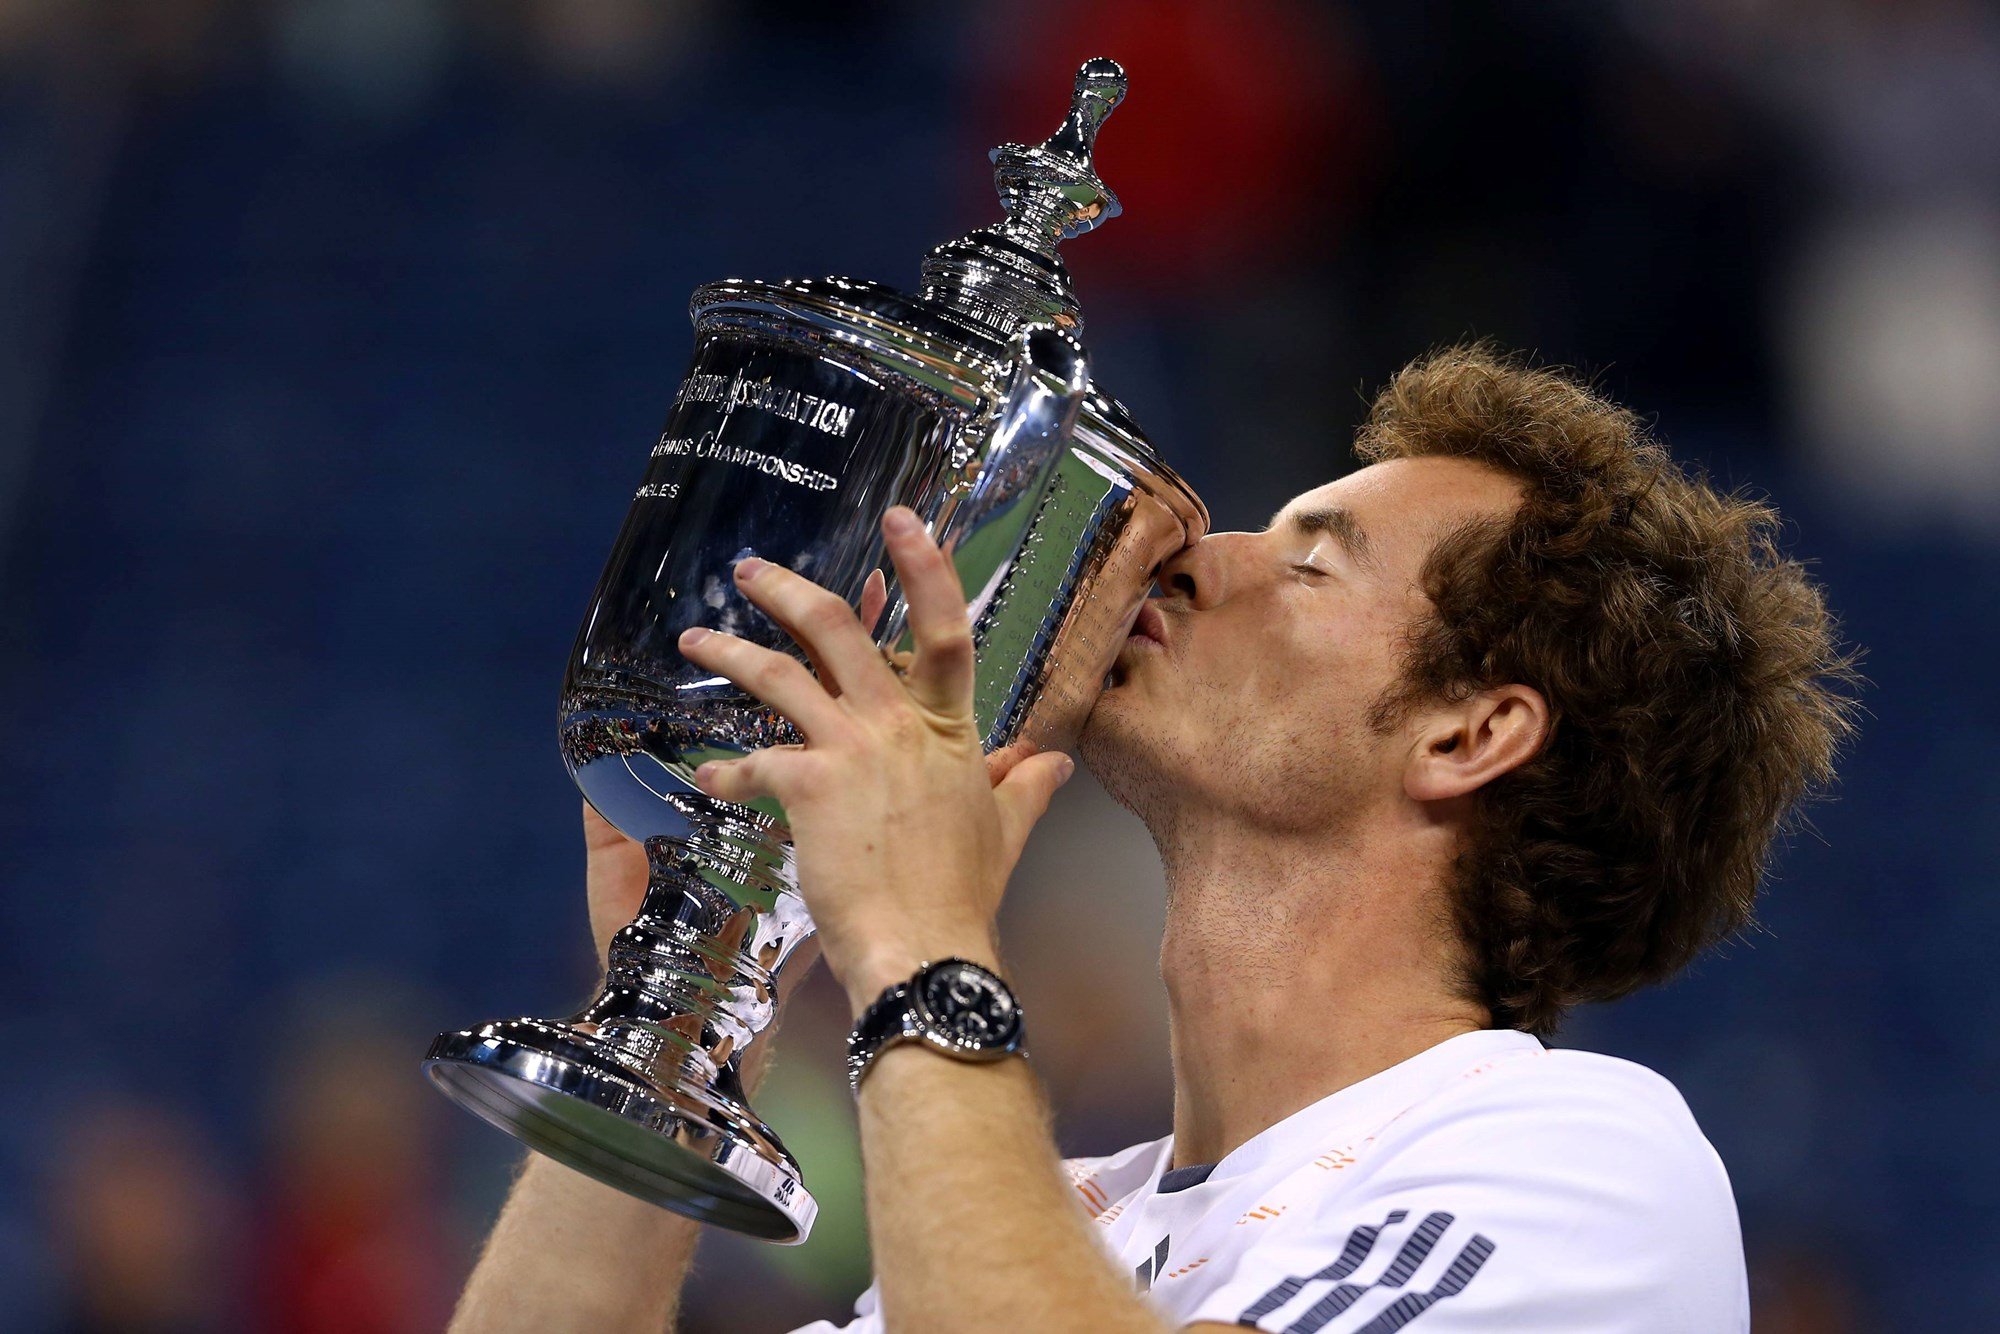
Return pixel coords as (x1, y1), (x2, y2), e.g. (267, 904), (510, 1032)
(793, 1029), (1748, 1332)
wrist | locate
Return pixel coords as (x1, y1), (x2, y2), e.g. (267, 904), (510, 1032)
(841, 927), (1003, 1019)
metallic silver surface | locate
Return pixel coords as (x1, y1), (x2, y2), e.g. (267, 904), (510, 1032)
(424, 57), (1207, 1244)
(920, 56), (1126, 336)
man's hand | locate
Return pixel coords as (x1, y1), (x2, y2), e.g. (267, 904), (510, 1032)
(582, 802), (650, 961)
(675, 506), (1074, 1016)
(675, 507), (1165, 1334)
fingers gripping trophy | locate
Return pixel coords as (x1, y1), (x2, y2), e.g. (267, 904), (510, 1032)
(423, 58), (1207, 1244)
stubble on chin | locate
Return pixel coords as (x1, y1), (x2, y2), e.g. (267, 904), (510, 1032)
(1077, 690), (1178, 829)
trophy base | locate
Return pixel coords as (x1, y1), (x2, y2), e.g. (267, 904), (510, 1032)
(424, 1017), (817, 1244)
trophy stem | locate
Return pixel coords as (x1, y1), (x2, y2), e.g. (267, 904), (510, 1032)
(425, 796), (820, 1243)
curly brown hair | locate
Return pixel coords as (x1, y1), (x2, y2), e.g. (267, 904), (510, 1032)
(1357, 343), (1859, 1037)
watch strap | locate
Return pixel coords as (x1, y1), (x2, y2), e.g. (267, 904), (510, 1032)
(845, 980), (917, 1091)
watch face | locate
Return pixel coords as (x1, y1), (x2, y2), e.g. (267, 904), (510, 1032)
(918, 961), (1022, 1051)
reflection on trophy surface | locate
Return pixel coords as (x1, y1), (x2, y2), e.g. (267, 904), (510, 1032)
(423, 57), (1208, 1244)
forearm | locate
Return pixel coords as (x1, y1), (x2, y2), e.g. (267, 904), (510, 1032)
(449, 1153), (701, 1334)
(858, 1044), (1170, 1334)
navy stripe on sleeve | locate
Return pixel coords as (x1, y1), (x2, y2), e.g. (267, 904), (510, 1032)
(1235, 1211), (1407, 1326)
(1235, 1210), (1496, 1333)
(1350, 1235), (1496, 1333)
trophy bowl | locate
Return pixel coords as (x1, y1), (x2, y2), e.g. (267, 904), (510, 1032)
(423, 57), (1207, 1244)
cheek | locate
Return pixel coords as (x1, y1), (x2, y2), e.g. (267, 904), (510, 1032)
(1254, 603), (1403, 733)
(1173, 590), (1405, 735)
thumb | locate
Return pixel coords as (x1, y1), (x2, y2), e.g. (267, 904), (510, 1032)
(992, 750), (1076, 855)
(582, 800), (637, 855)
(984, 741), (1035, 787)
(583, 800), (649, 960)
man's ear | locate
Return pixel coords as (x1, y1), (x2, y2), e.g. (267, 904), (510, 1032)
(1405, 684), (1550, 803)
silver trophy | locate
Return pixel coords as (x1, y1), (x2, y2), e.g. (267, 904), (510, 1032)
(424, 58), (1207, 1244)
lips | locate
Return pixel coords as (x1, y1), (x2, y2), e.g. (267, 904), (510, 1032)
(1129, 600), (1168, 648)
(1104, 601), (1169, 691)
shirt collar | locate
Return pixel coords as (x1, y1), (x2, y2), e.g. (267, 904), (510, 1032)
(1166, 1028), (1545, 1189)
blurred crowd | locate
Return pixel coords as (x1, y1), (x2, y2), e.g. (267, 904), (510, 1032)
(3, 1), (1997, 1330)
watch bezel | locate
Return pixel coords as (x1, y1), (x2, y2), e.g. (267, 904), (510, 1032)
(908, 958), (1025, 1061)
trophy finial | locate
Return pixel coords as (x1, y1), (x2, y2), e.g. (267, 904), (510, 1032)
(995, 56), (1126, 247)
(920, 57), (1129, 335)
(1044, 58), (1127, 171)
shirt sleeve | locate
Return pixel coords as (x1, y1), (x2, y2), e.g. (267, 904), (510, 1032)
(784, 1279), (882, 1334)
(1178, 1061), (1749, 1333)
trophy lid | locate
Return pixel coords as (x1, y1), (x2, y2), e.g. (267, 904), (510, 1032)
(919, 57), (1128, 337)
(692, 57), (1136, 408)
(688, 59), (1192, 497)
(686, 54), (1205, 555)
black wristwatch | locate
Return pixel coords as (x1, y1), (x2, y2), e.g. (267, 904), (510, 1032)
(845, 958), (1027, 1093)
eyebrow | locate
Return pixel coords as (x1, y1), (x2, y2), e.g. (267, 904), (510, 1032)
(1282, 505), (1378, 572)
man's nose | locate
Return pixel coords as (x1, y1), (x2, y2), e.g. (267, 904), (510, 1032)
(1156, 531), (1245, 609)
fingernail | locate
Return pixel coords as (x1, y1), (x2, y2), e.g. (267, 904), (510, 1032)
(883, 507), (921, 537)
(679, 626), (711, 647)
(1056, 755), (1077, 784)
(735, 556), (768, 579)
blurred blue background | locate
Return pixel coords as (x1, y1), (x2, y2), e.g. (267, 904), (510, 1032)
(3, 2), (1995, 1330)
